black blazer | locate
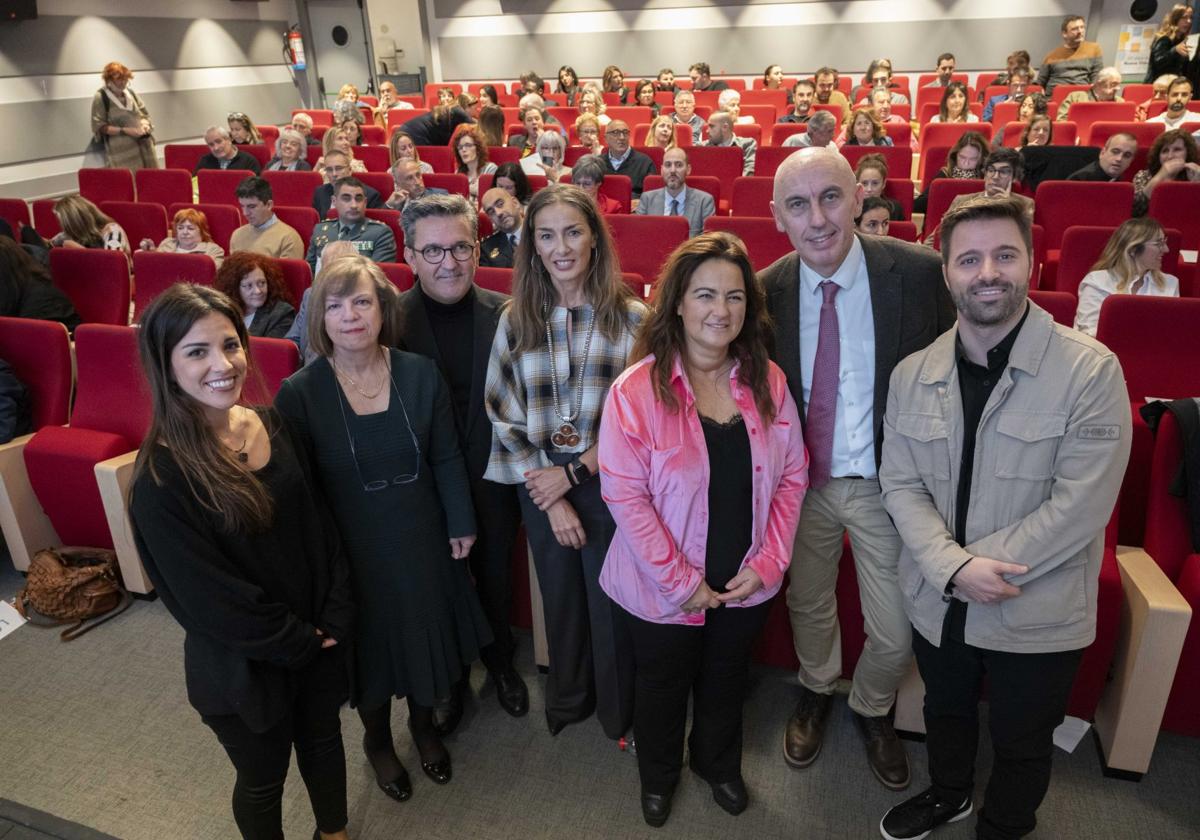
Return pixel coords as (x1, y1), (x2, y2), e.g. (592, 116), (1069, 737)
(479, 230), (515, 268)
(248, 298), (297, 339)
(759, 234), (956, 469)
(396, 284), (509, 481)
(311, 182), (384, 220)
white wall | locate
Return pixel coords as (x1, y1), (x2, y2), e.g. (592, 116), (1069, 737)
(365, 0), (428, 76)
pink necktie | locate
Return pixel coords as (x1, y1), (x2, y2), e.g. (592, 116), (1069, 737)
(807, 280), (840, 490)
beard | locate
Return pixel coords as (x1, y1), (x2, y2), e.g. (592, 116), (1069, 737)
(950, 279), (1028, 326)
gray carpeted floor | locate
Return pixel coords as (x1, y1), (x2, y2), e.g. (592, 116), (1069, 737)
(1, 561), (1197, 840)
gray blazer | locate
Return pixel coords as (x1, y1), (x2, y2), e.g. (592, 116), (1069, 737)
(635, 186), (716, 237)
(758, 234), (957, 469)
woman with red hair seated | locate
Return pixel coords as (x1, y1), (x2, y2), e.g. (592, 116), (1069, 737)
(214, 251), (296, 338)
(138, 208), (225, 267)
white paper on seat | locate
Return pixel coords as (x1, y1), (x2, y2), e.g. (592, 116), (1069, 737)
(0, 599), (28, 642)
(1053, 715), (1091, 753)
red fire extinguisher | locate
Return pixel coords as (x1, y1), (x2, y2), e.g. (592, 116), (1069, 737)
(285, 25), (306, 71)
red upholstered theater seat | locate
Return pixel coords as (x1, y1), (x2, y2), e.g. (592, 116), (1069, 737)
(197, 169), (258, 207)
(32, 199), (61, 239)
(731, 177), (774, 217)
(922, 179), (985, 244)
(49, 249), (130, 326)
(243, 337), (300, 405)
(259, 125), (279, 156)
(135, 169), (192, 208)
(271, 258), (311, 308)
(131, 250), (218, 321)
(771, 124), (807, 147)
(1033, 181), (1135, 253)
(356, 172), (394, 202)
(561, 173), (633, 214)
(475, 266), (513, 295)
(686, 145), (744, 213)
(379, 262), (414, 291)
(0, 317), (72, 430)
(272, 206), (319, 254)
(1084, 121), (1163, 149)
(415, 146), (455, 174)
(1053, 226), (1182, 295)
(840, 146), (914, 183)
(603, 215), (689, 282)
(22, 325), (150, 550)
(998, 122), (1079, 148)
(632, 123), (692, 148)
(1096, 296), (1200, 544)
(357, 146), (390, 172)
(640, 175), (722, 213)
(99, 201), (168, 250)
(732, 123), (764, 148)
(887, 221), (918, 242)
(293, 108), (333, 126)
(425, 173), (471, 200)
(703, 216), (793, 272)
(1148, 182), (1200, 252)
(0, 197), (31, 232)
(1142, 411), (1200, 736)
(236, 144), (271, 169)
(1027, 290), (1077, 326)
(262, 170), (323, 208)
(163, 143), (209, 173)
(78, 167), (134, 204)
(170, 203), (241, 253)
(1065, 101), (1138, 141)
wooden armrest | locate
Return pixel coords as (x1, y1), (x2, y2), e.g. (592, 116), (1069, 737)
(95, 449), (154, 595)
(1094, 546), (1193, 777)
(0, 433), (60, 572)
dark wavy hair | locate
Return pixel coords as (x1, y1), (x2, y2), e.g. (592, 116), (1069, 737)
(1147, 128), (1200, 175)
(632, 231), (776, 424)
(493, 161), (532, 204)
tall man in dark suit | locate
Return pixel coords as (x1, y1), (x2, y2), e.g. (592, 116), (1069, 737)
(479, 187), (525, 268)
(398, 193), (529, 728)
(761, 147), (956, 791)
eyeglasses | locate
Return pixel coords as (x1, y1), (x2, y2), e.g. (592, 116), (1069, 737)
(1145, 238), (1169, 250)
(334, 368), (421, 492)
(985, 166), (1014, 178)
(606, 129), (630, 137)
(458, 142), (477, 150)
(415, 242), (474, 263)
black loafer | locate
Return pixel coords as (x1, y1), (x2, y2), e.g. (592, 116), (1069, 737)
(419, 756), (452, 785)
(546, 714), (568, 736)
(433, 683), (465, 736)
(711, 779), (749, 816)
(375, 768), (412, 802)
(494, 667), (529, 717)
(641, 790), (673, 828)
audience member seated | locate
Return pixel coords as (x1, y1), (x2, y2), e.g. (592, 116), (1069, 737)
(1055, 66), (1123, 121)
(603, 66), (631, 105)
(575, 114), (604, 156)
(1074, 217), (1180, 335)
(556, 66), (581, 107)
(476, 84), (502, 110)
(519, 71), (546, 100)
(1037, 14), (1104, 95)
(520, 131), (570, 183)
(868, 89), (918, 150)
(0, 218), (48, 266)
(385, 158), (449, 212)
(990, 49), (1032, 91)
(577, 87), (611, 127)
(227, 112), (262, 144)
(635, 147), (715, 237)
(982, 66), (1033, 122)
(231, 176), (304, 259)
(704, 112), (756, 176)
(139, 207), (226, 266)
(1132, 128), (1200, 215)
(50, 194), (130, 256)
(929, 81), (979, 124)
(780, 80), (817, 124)
(855, 196), (892, 236)
(855, 153), (903, 220)
(1136, 74), (1176, 121)
(313, 150), (384, 218)
(655, 69), (677, 92)
(689, 62), (728, 92)
(399, 104), (475, 147)
(339, 118), (365, 147)
(332, 83), (367, 125)
(316, 126), (367, 178)
(717, 89), (755, 125)
(571, 155), (623, 214)
(763, 64), (794, 103)
(645, 115), (679, 150)
(946, 147), (1034, 220)
(913, 130), (988, 214)
(0, 356), (30, 445)
(0, 235), (80, 333)
(388, 130), (434, 174)
(1148, 77), (1195, 129)
(477, 105), (506, 149)
(479, 187), (525, 268)
(372, 80), (415, 129)
(306, 176), (397, 273)
(436, 87), (457, 108)
(852, 58), (910, 106)
(814, 66), (851, 122)
(214, 250), (296, 339)
(670, 90), (705, 144)
(782, 110), (838, 148)
(291, 112), (321, 145)
(195, 125), (261, 174)
(632, 80), (661, 117)
(451, 124), (498, 202)
(1019, 115), (1054, 149)
(493, 161), (533, 205)
(265, 128), (313, 172)
(508, 104), (547, 157)
(601, 120), (658, 196)
(837, 107), (894, 148)
(1067, 132), (1139, 181)
(1145, 4), (1194, 82)
(519, 92), (556, 125)
(923, 53), (957, 88)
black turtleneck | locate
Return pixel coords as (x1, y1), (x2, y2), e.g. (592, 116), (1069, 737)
(418, 283), (475, 431)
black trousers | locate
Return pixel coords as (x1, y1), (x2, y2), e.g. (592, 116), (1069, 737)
(468, 476), (522, 674)
(202, 647), (349, 840)
(517, 459), (634, 738)
(913, 623), (1083, 840)
(623, 601), (771, 794)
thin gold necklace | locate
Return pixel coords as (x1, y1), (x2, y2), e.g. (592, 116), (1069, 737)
(331, 347), (388, 399)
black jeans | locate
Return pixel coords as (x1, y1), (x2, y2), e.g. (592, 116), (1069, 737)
(912, 623), (1083, 840)
(623, 601), (771, 794)
(202, 647), (349, 839)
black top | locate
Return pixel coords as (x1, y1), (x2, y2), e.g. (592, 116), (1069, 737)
(0, 274), (81, 334)
(1146, 35), (1190, 83)
(399, 107), (474, 147)
(419, 284), (475, 430)
(778, 113), (812, 124)
(1065, 160), (1114, 182)
(0, 358), (30, 444)
(128, 409), (354, 732)
(601, 149), (658, 197)
(248, 298), (297, 339)
(479, 230), (516, 268)
(701, 413), (754, 593)
(193, 149), (262, 175)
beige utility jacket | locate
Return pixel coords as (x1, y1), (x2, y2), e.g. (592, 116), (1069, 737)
(880, 303), (1131, 653)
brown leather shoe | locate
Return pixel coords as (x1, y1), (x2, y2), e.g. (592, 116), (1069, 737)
(856, 712), (910, 791)
(783, 687), (833, 768)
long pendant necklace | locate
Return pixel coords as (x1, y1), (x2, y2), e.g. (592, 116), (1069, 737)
(545, 303), (596, 448)
(331, 347), (388, 399)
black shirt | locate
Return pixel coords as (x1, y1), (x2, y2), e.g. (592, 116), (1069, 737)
(701, 414), (754, 593)
(419, 284), (475, 436)
(193, 149), (262, 175)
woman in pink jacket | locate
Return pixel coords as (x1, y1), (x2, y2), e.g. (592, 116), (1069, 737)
(598, 232), (808, 828)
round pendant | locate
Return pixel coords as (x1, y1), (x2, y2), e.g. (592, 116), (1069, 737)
(552, 422), (579, 448)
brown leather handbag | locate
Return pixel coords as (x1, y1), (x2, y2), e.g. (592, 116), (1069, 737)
(14, 547), (132, 641)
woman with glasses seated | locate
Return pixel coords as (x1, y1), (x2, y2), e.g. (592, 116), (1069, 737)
(275, 255), (491, 805)
(1073, 217), (1180, 336)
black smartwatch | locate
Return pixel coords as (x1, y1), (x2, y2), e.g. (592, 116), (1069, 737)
(567, 458), (592, 486)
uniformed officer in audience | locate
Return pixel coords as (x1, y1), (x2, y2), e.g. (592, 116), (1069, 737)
(306, 176), (397, 274)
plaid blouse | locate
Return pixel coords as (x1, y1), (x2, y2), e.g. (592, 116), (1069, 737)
(484, 299), (646, 485)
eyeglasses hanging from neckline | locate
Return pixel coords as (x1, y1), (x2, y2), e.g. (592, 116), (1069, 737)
(332, 363), (422, 491)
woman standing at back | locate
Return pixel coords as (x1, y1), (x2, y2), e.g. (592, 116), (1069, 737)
(91, 61), (156, 170)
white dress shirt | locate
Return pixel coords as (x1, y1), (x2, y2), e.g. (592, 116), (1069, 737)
(797, 235), (877, 478)
(1073, 268), (1179, 336)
